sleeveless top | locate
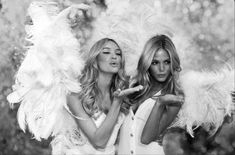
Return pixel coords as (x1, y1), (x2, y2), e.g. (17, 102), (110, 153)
(52, 111), (125, 155)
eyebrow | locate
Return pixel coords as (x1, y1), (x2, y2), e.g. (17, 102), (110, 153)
(152, 58), (170, 60)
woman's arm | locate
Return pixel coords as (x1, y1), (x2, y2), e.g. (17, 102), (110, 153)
(141, 102), (164, 144)
(67, 93), (121, 149)
(67, 86), (143, 149)
(141, 94), (182, 144)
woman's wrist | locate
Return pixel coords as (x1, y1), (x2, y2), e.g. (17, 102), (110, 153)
(155, 98), (164, 108)
(113, 97), (122, 107)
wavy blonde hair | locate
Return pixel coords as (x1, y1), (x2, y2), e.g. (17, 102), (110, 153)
(131, 35), (183, 103)
(79, 38), (127, 116)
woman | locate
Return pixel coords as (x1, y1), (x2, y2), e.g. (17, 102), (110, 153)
(136, 35), (235, 155)
(118, 35), (183, 155)
(7, 2), (142, 154)
(63, 38), (142, 155)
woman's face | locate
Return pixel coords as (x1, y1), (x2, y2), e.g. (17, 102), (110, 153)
(97, 41), (122, 74)
(149, 49), (171, 82)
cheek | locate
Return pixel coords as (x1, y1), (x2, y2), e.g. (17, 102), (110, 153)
(118, 56), (122, 64)
(164, 66), (172, 79)
(149, 65), (159, 75)
(167, 65), (171, 74)
(97, 55), (108, 62)
(166, 65), (171, 74)
(97, 55), (109, 66)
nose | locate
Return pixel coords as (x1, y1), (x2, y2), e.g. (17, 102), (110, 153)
(159, 63), (165, 72)
(111, 53), (117, 59)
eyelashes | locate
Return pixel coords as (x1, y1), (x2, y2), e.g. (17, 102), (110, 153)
(151, 61), (158, 65)
(116, 52), (122, 56)
(102, 50), (122, 56)
(151, 60), (171, 65)
(165, 60), (171, 64)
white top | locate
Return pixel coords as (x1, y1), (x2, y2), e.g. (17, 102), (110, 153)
(118, 91), (165, 155)
(54, 112), (125, 155)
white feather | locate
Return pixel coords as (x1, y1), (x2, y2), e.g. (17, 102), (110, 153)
(170, 67), (234, 136)
(7, 1), (85, 147)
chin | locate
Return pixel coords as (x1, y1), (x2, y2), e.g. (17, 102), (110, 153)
(112, 70), (119, 74)
(110, 67), (120, 73)
(107, 69), (119, 74)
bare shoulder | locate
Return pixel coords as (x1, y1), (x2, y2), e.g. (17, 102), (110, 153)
(66, 92), (89, 118)
(67, 93), (82, 108)
(67, 92), (80, 102)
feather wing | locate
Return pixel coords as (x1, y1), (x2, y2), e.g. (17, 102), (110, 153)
(171, 67), (234, 137)
(7, 1), (86, 142)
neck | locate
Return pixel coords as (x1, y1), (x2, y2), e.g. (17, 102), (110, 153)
(148, 78), (165, 96)
(97, 71), (113, 96)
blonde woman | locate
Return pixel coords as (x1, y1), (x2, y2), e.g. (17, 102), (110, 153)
(64, 38), (142, 155)
(118, 35), (183, 155)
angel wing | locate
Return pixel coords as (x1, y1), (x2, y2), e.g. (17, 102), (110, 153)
(7, 1), (88, 145)
(170, 67), (234, 137)
(97, 0), (234, 137)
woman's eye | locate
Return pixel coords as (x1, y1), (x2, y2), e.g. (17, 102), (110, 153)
(115, 49), (122, 56)
(102, 51), (110, 54)
(151, 61), (158, 65)
(164, 60), (171, 64)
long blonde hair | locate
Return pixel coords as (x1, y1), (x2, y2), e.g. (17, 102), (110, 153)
(79, 38), (127, 116)
(131, 35), (183, 102)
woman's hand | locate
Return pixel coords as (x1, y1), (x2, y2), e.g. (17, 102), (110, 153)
(113, 85), (143, 98)
(113, 85), (143, 104)
(113, 85), (143, 114)
(152, 94), (184, 107)
(67, 4), (90, 27)
(57, 3), (90, 27)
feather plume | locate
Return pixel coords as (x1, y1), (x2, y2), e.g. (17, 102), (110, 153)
(7, 1), (85, 144)
(170, 67), (234, 136)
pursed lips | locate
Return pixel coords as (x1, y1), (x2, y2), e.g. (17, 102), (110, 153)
(110, 62), (119, 67)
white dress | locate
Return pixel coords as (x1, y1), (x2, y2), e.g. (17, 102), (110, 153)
(52, 111), (125, 155)
(118, 91), (165, 155)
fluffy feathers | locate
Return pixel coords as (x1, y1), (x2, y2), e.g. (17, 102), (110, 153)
(171, 67), (234, 136)
(7, 1), (85, 143)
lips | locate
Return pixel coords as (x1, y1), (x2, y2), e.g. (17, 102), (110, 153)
(157, 74), (166, 78)
(110, 62), (119, 67)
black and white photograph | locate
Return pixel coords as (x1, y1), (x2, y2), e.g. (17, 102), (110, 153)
(0, 0), (234, 155)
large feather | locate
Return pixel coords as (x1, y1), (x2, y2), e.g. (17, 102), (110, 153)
(170, 67), (234, 137)
(7, 1), (85, 143)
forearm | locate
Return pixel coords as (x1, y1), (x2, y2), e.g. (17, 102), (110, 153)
(67, 94), (121, 149)
(92, 100), (121, 148)
(158, 106), (181, 134)
(141, 102), (165, 144)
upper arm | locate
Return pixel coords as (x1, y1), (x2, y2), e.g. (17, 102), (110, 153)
(67, 93), (98, 142)
(66, 93), (122, 149)
(67, 93), (90, 119)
